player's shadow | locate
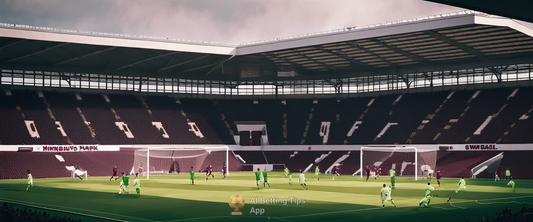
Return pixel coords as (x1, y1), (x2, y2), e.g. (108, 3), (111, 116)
(0, 184), (25, 192)
(115, 194), (150, 199)
(0, 188), (21, 192)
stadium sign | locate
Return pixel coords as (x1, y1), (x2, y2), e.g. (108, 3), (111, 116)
(464, 144), (498, 150)
(38, 145), (100, 152)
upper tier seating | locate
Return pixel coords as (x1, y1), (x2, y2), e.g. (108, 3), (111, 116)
(1, 87), (533, 145)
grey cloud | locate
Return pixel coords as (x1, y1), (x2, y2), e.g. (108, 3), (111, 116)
(0, 0), (463, 43)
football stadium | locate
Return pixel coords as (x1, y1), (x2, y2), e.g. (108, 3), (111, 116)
(1, 1), (533, 222)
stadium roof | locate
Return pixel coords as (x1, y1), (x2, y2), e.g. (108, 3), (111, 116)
(1, 11), (533, 81)
(425, 0), (533, 24)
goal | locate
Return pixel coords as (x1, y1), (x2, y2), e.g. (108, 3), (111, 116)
(132, 145), (229, 179)
(360, 147), (437, 180)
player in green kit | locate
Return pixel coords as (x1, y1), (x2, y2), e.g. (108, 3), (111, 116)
(507, 177), (515, 193)
(26, 169), (33, 192)
(313, 166), (320, 180)
(299, 169), (308, 190)
(133, 173), (140, 198)
(190, 166), (195, 185)
(456, 177), (466, 193)
(419, 195), (438, 207)
(425, 182), (435, 197)
(284, 167), (290, 178)
(389, 168), (396, 189)
(263, 168), (270, 188)
(255, 168), (261, 189)
(119, 172), (129, 194)
(505, 168), (511, 180)
(381, 184), (396, 207)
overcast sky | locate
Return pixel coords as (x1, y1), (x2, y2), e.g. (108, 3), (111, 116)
(0, 0), (465, 43)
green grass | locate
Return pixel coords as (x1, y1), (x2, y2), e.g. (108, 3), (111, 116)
(0, 172), (532, 222)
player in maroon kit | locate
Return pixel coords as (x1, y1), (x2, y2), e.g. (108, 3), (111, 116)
(222, 162), (227, 179)
(332, 165), (341, 180)
(366, 165), (371, 182)
(206, 165), (214, 180)
(436, 170), (442, 187)
(110, 166), (118, 181)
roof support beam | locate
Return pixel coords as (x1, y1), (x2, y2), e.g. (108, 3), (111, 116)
(105, 49), (120, 70)
(325, 79), (343, 94)
(204, 55), (235, 76)
(174, 57), (228, 75)
(156, 55), (209, 72)
(113, 51), (180, 70)
(2, 42), (69, 63)
(262, 53), (308, 70)
(293, 50), (335, 70)
(0, 39), (25, 51)
(314, 46), (370, 67)
(54, 47), (117, 66)
(347, 42), (395, 66)
(369, 39), (428, 63)
(425, 30), (486, 59)
(488, 66), (508, 82)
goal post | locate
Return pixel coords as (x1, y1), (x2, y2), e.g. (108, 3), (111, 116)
(360, 146), (437, 181)
(132, 145), (229, 179)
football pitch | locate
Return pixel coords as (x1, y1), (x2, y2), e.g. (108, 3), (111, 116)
(0, 172), (532, 222)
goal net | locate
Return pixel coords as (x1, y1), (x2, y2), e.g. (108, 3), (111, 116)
(360, 147), (437, 180)
(132, 145), (229, 179)
(471, 152), (503, 179)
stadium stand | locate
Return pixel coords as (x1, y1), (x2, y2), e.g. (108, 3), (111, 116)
(0, 152), (67, 179)
(42, 91), (97, 145)
(3, 87), (533, 179)
(282, 151), (330, 173)
(11, 90), (69, 145)
(305, 98), (338, 145)
(346, 94), (397, 144)
(390, 91), (449, 144)
(286, 99), (314, 145)
(179, 98), (224, 144)
(337, 151), (361, 175)
(335, 97), (373, 145)
(3, 87), (533, 146)
(498, 87), (533, 143)
(142, 96), (216, 144)
(233, 151), (267, 164)
(215, 99), (285, 145)
(78, 93), (132, 145)
(435, 151), (499, 178)
(411, 90), (474, 144)
(0, 90), (34, 145)
(438, 88), (514, 143)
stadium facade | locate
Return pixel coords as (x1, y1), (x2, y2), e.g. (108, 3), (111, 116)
(1, 11), (533, 180)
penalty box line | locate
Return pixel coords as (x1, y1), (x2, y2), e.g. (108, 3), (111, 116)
(436, 195), (533, 210)
(279, 207), (384, 219)
(0, 197), (154, 222)
(280, 195), (533, 219)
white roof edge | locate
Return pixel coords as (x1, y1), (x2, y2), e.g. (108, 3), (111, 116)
(474, 16), (533, 37)
(235, 14), (478, 55)
(0, 27), (236, 55)
(3, 11), (530, 56)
